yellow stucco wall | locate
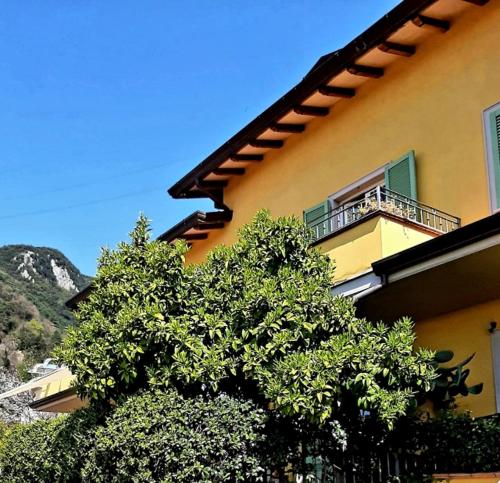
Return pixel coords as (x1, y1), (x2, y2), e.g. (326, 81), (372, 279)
(379, 217), (434, 258)
(36, 374), (75, 400)
(416, 298), (500, 417)
(320, 217), (382, 283)
(186, 2), (500, 264)
(318, 215), (435, 283)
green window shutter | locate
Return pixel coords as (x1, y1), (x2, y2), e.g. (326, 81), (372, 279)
(488, 108), (500, 209)
(303, 200), (330, 239)
(384, 150), (417, 199)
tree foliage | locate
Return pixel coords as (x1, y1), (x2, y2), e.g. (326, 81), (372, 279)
(0, 408), (98, 483)
(390, 411), (500, 478)
(0, 392), (265, 483)
(83, 390), (266, 482)
(3, 401), (498, 482)
(56, 214), (189, 404)
(57, 211), (435, 448)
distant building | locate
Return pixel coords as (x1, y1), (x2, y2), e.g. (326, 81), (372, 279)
(28, 358), (59, 377)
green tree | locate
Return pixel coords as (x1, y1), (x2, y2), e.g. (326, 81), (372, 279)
(83, 390), (266, 482)
(57, 211), (436, 464)
(56, 215), (190, 405)
(0, 408), (99, 483)
(0, 393), (265, 483)
(16, 319), (51, 359)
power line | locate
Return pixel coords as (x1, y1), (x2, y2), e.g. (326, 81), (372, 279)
(0, 186), (166, 221)
(0, 160), (185, 202)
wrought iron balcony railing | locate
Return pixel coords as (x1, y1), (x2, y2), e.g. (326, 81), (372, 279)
(308, 186), (461, 243)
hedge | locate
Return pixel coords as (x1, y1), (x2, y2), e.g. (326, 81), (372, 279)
(83, 390), (267, 482)
(0, 408), (98, 483)
(0, 390), (267, 483)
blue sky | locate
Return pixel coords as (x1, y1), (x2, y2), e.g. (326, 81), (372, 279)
(0, 0), (399, 275)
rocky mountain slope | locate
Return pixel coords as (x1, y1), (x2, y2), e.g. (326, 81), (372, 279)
(0, 245), (91, 372)
(0, 369), (43, 423)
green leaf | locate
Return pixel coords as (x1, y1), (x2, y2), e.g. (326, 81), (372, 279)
(467, 383), (483, 395)
(434, 350), (454, 363)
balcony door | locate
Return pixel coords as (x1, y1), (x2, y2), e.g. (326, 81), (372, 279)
(329, 168), (385, 231)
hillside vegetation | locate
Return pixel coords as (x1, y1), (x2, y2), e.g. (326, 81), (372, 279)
(0, 245), (90, 372)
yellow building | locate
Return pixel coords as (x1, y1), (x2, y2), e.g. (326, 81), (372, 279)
(162, 0), (500, 417)
(16, 0), (500, 417)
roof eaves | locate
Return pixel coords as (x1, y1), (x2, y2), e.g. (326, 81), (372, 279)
(65, 283), (93, 309)
(29, 387), (76, 410)
(157, 210), (206, 242)
(157, 210), (233, 242)
(167, 0), (438, 199)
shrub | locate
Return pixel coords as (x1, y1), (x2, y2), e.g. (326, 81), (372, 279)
(83, 390), (267, 482)
(391, 411), (500, 477)
(57, 212), (435, 451)
(0, 408), (98, 483)
(0, 420), (11, 458)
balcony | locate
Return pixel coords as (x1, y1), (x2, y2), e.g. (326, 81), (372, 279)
(308, 187), (461, 282)
(308, 187), (460, 242)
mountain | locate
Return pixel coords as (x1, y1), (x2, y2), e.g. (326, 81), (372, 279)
(0, 245), (91, 372)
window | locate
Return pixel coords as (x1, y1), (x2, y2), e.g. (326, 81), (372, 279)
(329, 167), (385, 230)
(483, 102), (500, 212)
(330, 167), (386, 206)
(303, 151), (418, 239)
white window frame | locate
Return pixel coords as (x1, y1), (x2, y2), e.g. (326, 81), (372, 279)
(328, 166), (385, 231)
(482, 101), (500, 214)
(329, 166), (385, 206)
